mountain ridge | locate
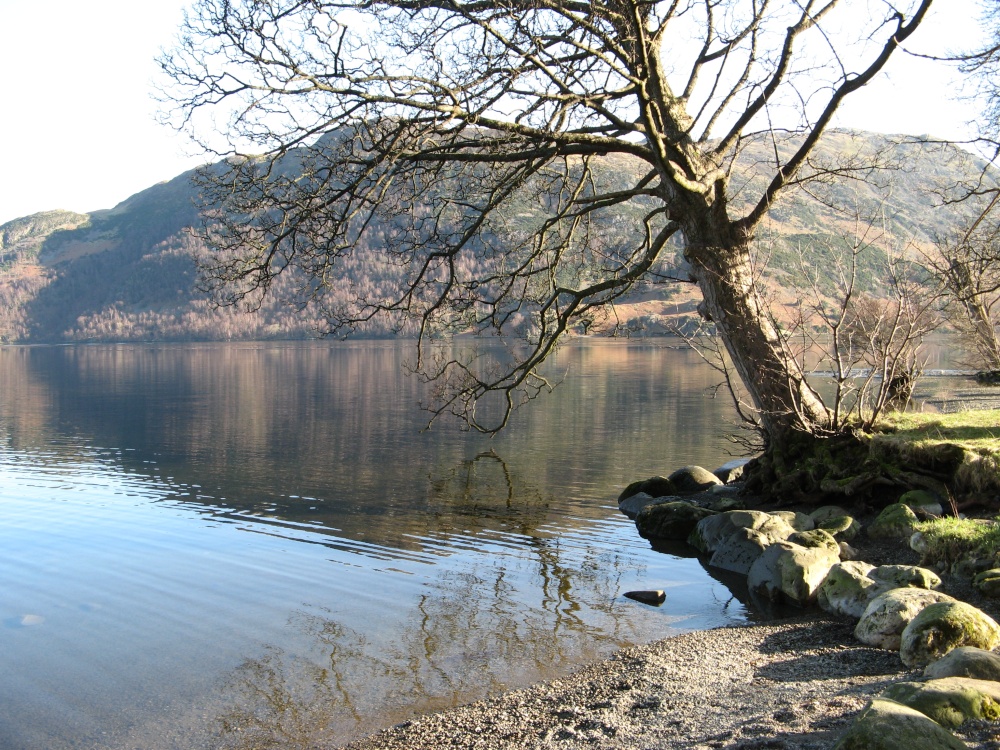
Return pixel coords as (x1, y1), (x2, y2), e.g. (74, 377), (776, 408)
(0, 130), (989, 343)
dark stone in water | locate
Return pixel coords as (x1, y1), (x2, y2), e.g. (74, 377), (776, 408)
(624, 590), (666, 606)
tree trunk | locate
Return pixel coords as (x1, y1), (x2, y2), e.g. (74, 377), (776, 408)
(684, 222), (830, 450)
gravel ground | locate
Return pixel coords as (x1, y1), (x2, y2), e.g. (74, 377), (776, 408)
(337, 615), (919, 750)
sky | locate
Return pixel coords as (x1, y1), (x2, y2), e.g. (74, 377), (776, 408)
(0, 0), (990, 227)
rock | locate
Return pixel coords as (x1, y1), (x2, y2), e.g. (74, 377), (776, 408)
(687, 510), (793, 554)
(788, 528), (840, 554)
(881, 677), (1000, 727)
(817, 514), (862, 542)
(839, 541), (859, 560)
(869, 565), (941, 591)
(868, 503), (921, 540)
(634, 502), (717, 541)
(910, 531), (930, 555)
(899, 489), (944, 518)
(668, 465), (723, 494)
(924, 646), (1000, 682)
(817, 561), (878, 618)
(713, 458), (750, 484)
(624, 590), (666, 606)
(708, 527), (772, 575)
(747, 541), (840, 606)
(809, 505), (850, 526)
(702, 495), (746, 512)
(855, 588), (956, 650)
(618, 476), (677, 503)
(832, 698), (968, 750)
(973, 568), (1000, 598)
(619, 492), (675, 519)
(771, 510), (815, 531)
(900, 601), (1000, 668)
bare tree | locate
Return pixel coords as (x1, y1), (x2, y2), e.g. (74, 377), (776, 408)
(160, 0), (934, 452)
(926, 204), (1000, 373)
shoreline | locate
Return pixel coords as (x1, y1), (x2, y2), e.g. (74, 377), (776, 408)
(334, 614), (915, 750)
(331, 498), (1000, 750)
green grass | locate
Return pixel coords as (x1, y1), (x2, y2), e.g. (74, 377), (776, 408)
(915, 516), (1000, 569)
(872, 410), (1000, 495)
(877, 411), (1000, 449)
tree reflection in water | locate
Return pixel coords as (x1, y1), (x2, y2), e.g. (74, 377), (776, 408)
(213, 452), (640, 749)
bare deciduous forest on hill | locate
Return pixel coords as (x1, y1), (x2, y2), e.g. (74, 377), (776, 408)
(0, 131), (989, 344)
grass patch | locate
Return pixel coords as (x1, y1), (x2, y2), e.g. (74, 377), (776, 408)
(872, 410), (1000, 496)
(876, 411), (1000, 448)
(915, 516), (1000, 570)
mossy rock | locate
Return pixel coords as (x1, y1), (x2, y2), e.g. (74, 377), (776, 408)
(973, 568), (1000, 598)
(817, 514), (862, 542)
(869, 564), (941, 591)
(899, 489), (943, 517)
(788, 528), (840, 554)
(619, 475), (677, 502)
(881, 677), (1000, 728)
(899, 601), (1000, 668)
(687, 510), (791, 554)
(818, 561), (878, 618)
(810, 505), (851, 525)
(747, 541), (839, 607)
(772, 510), (814, 531)
(634, 502), (717, 541)
(924, 646), (1000, 682)
(868, 503), (920, 540)
(667, 465), (723, 494)
(855, 588), (956, 650)
(833, 698), (968, 749)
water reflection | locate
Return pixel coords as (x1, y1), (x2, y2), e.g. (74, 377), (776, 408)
(0, 340), (749, 750)
(8, 341), (739, 552)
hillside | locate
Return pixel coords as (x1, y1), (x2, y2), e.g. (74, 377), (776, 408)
(0, 131), (989, 343)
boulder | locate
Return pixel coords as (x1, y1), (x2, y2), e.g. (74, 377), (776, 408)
(899, 489), (944, 518)
(634, 502), (717, 541)
(818, 561), (879, 618)
(839, 541), (859, 560)
(900, 601), (1000, 668)
(910, 531), (930, 556)
(855, 588), (956, 650)
(687, 510), (794, 554)
(708, 527), (772, 575)
(702, 495), (746, 512)
(869, 565), (941, 591)
(832, 698), (968, 750)
(817, 514), (862, 542)
(713, 458), (750, 484)
(924, 646), (1000, 682)
(747, 540), (840, 606)
(618, 476), (677, 503)
(973, 568), (1000, 598)
(771, 510), (815, 532)
(868, 503), (921, 540)
(788, 528), (840, 554)
(809, 505), (850, 526)
(881, 677), (1000, 728)
(668, 465), (723, 494)
(619, 491), (652, 518)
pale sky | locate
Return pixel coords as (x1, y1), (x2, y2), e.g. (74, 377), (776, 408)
(0, 0), (989, 227)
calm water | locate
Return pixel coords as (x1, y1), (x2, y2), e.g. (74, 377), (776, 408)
(0, 340), (753, 749)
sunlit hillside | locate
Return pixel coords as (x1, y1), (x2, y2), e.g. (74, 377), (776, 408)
(0, 130), (989, 343)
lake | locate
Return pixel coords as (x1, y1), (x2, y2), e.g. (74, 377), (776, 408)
(0, 338), (920, 749)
